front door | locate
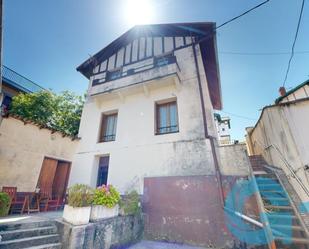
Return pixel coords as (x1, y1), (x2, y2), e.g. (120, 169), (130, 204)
(52, 161), (71, 199)
(97, 156), (109, 187)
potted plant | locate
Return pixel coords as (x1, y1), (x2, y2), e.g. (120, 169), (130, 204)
(63, 184), (93, 225)
(0, 192), (10, 217)
(90, 184), (120, 221)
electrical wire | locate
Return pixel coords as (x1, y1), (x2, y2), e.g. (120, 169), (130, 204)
(283, 0), (306, 87)
(220, 110), (256, 121)
(196, 0), (270, 44)
(219, 50), (309, 56)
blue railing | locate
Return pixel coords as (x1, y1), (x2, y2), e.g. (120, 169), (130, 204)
(2, 65), (45, 93)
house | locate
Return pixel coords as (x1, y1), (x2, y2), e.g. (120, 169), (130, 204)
(0, 67), (78, 212)
(246, 80), (309, 204)
(215, 113), (231, 145)
(70, 22), (259, 247)
(1, 65), (45, 109)
(71, 22), (222, 192)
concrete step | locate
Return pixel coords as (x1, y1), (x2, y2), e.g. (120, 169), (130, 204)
(0, 226), (57, 241)
(0, 234), (59, 249)
(0, 221), (54, 232)
(271, 224), (305, 232)
(264, 205), (293, 211)
(23, 243), (62, 249)
(276, 236), (309, 245)
(258, 184), (284, 191)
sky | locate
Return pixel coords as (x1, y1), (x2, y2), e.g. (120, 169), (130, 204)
(3, 0), (309, 140)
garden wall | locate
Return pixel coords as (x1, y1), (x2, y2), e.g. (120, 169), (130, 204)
(0, 116), (79, 192)
(55, 214), (143, 249)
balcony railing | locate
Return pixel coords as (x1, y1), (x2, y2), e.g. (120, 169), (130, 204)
(92, 54), (180, 86)
(90, 54), (181, 98)
(2, 65), (45, 93)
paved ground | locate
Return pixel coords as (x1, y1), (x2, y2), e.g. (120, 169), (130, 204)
(127, 241), (207, 249)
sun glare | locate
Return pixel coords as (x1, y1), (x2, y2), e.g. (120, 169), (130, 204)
(124, 0), (155, 26)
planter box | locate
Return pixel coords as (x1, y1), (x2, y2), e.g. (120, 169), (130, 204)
(63, 205), (91, 225)
(90, 204), (119, 222)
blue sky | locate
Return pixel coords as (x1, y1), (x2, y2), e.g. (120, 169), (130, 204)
(3, 0), (309, 140)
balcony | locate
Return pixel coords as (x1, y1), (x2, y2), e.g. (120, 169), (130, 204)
(89, 54), (182, 101)
(2, 65), (45, 93)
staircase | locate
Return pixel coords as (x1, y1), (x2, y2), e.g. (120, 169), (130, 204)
(249, 155), (309, 249)
(0, 218), (61, 249)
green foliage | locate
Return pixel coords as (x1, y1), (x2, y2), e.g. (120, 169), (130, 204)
(119, 190), (141, 215)
(9, 90), (84, 137)
(93, 185), (120, 208)
(0, 192), (10, 216)
(68, 184), (93, 208)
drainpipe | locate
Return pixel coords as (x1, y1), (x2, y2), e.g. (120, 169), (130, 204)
(192, 43), (224, 207)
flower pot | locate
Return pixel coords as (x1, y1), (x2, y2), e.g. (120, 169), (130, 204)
(90, 204), (119, 222)
(63, 204), (91, 225)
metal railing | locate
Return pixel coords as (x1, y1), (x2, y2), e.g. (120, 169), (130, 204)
(2, 65), (45, 93)
(264, 143), (309, 198)
(255, 140), (309, 198)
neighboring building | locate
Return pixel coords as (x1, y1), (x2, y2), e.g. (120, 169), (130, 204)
(215, 113), (231, 145)
(70, 22), (222, 193)
(246, 79), (309, 203)
(0, 67), (77, 209)
(1, 65), (45, 109)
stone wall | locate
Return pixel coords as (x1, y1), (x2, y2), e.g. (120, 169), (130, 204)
(56, 214), (143, 249)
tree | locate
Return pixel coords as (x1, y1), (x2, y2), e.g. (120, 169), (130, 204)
(9, 90), (84, 137)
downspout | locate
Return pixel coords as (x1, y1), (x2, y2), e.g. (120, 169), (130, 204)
(192, 43), (224, 207)
(192, 43), (273, 248)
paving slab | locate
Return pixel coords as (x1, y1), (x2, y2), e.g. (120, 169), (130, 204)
(127, 240), (208, 249)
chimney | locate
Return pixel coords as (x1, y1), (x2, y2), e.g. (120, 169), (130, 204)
(279, 86), (287, 97)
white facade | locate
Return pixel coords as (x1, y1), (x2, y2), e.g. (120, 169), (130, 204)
(247, 82), (309, 203)
(70, 25), (221, 194)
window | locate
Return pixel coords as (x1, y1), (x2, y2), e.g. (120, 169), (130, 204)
(156, 100), (179, 135)
(155, 53), (176, 67)
(99, 112), (118, 142)
(106, 68), (122, 81)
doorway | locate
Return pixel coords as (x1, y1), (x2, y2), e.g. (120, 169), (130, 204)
(37, 157), (71, 200)
(97, 156), (109, 187)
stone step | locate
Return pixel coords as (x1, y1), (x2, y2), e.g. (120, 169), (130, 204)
(0, 221), (54, 232)
(0, 226), (57, 241)
(258, 184), (284, 191)
(23, 243), (62, 249)
(0, 234), (59, 249)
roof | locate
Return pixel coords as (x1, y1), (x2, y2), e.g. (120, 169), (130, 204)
(77, 22), (222, 110)
(275, 79), (309, 104)
(2, 65), (45, 93)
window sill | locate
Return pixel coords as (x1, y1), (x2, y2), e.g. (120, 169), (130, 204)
(97, 140), (116, 143)
(155, 130), (179, 136)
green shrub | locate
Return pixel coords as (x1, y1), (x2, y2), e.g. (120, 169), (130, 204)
(0, 192), (10, 216)
(93, 185), (120, 208)
(119, 190), (141, 215)
(67, 184), (93, 207)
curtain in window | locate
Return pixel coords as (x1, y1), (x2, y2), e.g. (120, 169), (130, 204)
(157, 102), (178, 134)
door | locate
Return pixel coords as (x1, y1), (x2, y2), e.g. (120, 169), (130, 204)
(52, 161), (71, 199)
(37, 158), (58, 197)
(97, 156), (109, 187)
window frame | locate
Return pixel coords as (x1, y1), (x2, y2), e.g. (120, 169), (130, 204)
(155, 99), (179, 135)
(98, 111), (118, 143)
